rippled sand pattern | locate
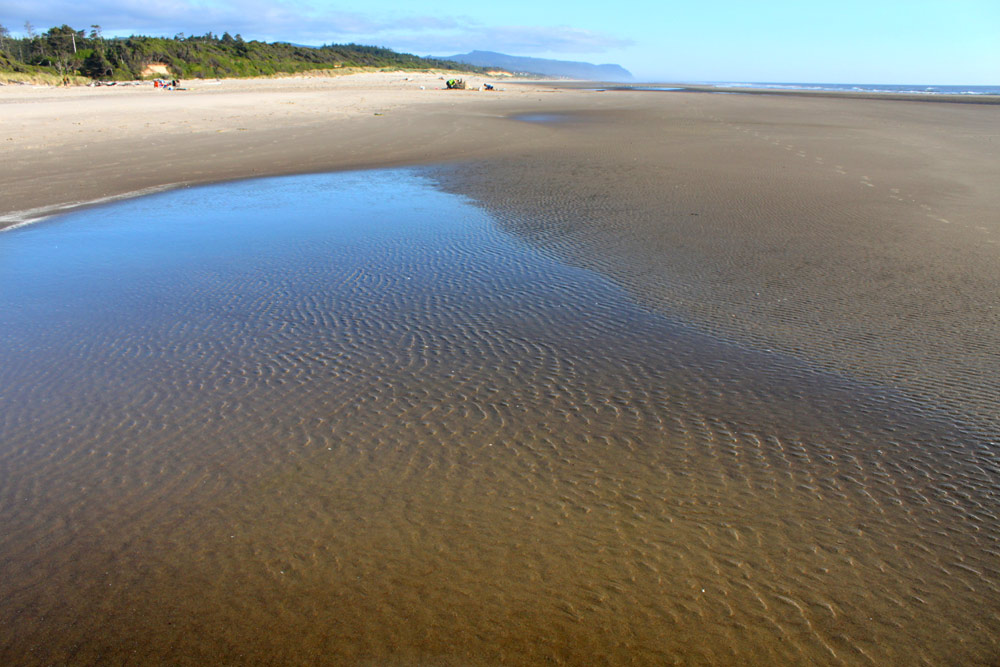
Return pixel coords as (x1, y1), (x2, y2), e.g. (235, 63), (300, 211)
(1, 171), (998, 664)
(434, 98), (1000, 441)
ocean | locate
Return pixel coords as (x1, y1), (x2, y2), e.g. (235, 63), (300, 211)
(706, 82), (1000, 95)
(625, 82), (1000, 96)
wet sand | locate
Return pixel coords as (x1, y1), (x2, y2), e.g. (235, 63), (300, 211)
(432, 94), (1000, 435)
(2, 73), (1000, 663)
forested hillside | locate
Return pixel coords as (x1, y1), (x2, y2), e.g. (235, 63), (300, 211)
(0, 23), (475, 81)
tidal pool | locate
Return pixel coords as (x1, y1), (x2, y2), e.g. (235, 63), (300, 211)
(0, 170), (996, 664)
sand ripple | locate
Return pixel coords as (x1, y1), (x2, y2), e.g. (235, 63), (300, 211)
(0, 170), (997, 664)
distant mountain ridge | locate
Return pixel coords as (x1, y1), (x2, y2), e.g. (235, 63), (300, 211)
(439, 50), (632, 82)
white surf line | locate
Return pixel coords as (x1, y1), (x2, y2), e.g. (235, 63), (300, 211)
(0, 183), (189, 232)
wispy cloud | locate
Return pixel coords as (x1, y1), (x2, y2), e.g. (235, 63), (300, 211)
(0, 0), (630, 56)
(3, 0), (381, 41)
(474, 25), (633, 54)
(389, 24), (633, 57)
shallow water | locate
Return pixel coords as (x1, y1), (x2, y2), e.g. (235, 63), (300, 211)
(512, 113), (573, 124)
(1, 170), (998, 664)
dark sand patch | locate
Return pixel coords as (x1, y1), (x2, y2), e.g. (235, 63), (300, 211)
(432, 94), (1000, 436)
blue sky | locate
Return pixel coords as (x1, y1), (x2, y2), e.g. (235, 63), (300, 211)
(2, 1), (997, 83)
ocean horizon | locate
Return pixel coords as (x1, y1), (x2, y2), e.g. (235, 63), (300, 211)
(636, 81), (1000, 96)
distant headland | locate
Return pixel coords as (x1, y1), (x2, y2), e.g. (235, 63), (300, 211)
(437, 50), (633, 82)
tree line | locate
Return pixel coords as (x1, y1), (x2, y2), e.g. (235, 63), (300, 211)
(0, 23), (476, 81)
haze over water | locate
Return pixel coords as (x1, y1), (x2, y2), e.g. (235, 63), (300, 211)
(1, 170), (997, 663)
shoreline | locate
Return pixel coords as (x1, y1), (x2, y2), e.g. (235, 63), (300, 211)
(3, 71), (999, 432)
(0, 184), (185, 230)
(534, 80), (1000, 104)
(641, 84), (1000, 105)
(4, 72), (999, 229)
(0, 71), (575, 229)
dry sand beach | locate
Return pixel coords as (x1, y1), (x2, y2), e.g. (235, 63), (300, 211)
(0, 71), (564, 222)
(2, 72), (1000, 663)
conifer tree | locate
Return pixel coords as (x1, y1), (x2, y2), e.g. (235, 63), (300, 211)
(82, 48), (113, 78)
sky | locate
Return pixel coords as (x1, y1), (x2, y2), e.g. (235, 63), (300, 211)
(2, 0), (998, 84)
